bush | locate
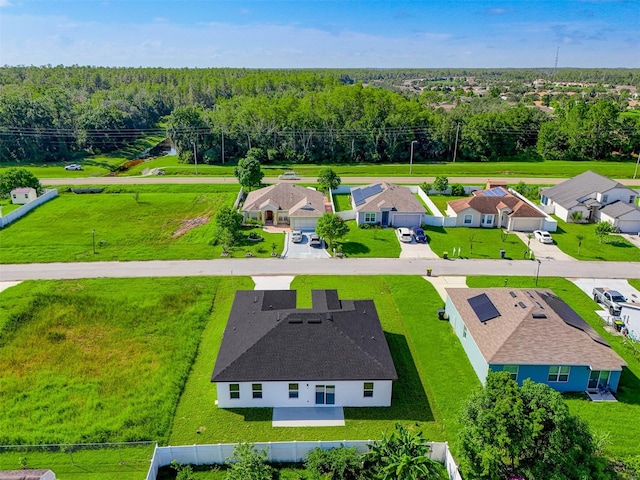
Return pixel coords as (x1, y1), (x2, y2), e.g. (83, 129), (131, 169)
(450, 184), (466, 196)
(226, 443), (275, 480)
(359, 223), (371, 229)
(305, 446), (363, 480)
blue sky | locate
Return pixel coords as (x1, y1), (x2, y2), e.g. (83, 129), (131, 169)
(0, 0), (638, 68)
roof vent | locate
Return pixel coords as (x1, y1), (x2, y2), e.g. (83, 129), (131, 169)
(288, 318), (303, 324)
(509, 291), (517, 298)
(308, 319), (322, 324)
(532, 313), (547, 319)
(276, 313), (281, 321)
(254, 296), (258, 303)
(326, 313), (333, 321)
(518, 302), (527, 309)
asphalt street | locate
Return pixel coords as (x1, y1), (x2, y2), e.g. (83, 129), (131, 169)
(1, 258), (639, 281)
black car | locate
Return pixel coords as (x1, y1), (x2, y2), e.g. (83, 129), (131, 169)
(413, 227), (427, 243)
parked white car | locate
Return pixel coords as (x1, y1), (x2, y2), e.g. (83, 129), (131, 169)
(396, 227), (413, 243)
(291, 230), (303, 243)
(64, 164), (83, 171)
(278, 171), (300, 180)
(533, 230), (553, 244)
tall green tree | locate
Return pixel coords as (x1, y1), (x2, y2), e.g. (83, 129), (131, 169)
(458, 372), (606, 480)
(213, 205), (243, 249)
(317, 167), (341, 193)
(0, 167), (42, 197)
(234, 149), (265, 191)
(315, 213), (349, 252)
(433, 176), (449, 193)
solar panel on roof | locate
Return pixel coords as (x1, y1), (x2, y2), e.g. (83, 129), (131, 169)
(468, 293), (501, 322)
(484, 187), (508, 197)
(352, 188), (365, 206)
(541, 293), (610, 347)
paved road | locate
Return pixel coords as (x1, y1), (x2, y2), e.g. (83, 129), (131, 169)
(2, 258), (639, 281)
(40, 176), (640, 187)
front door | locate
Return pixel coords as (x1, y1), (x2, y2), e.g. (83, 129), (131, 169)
(315, 385), (335, 405)
(588, 370), (610, 390)
(266, 210), (273, 221)
(381, 211), (389, 226)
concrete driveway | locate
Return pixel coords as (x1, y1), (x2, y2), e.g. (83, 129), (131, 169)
(513, 231), (576, 262)
(282, 232), (330, 259)
(572, 278), (640, 307)
(399, 239), (440, 259)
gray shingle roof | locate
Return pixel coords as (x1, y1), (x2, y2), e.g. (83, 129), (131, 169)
(446, 288), (626, 371)
(600, 200), (640, 218)
(211, 290), (398, 382)
(350, 182), (425, 214)
(542, 171), (628, 209)
(242, 183), (325, 217)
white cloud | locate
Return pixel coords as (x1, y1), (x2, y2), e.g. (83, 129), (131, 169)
(0, 0), (13, 7)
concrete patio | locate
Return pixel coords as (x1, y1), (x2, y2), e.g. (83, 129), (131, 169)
(272, 407), (345, 427)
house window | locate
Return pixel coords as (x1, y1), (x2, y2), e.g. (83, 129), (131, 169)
(363, 382), (374, 398)
(630, 196), (636, 204)
(229, 384), (240, 399)
(288, 383), (299, 399)
(252, 383), (262, 399)
(463, 214), (472, 224)
(601, 195), (608, 203)
(462, 326), (467, 338)
(548, 366), (570, 382)
(364, 212), (376, 223)
(503, 365), (519, 381)
(481, 214), (493, 225)
(24, 194), (28, 199)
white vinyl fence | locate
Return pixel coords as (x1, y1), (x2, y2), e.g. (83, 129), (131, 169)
(144, 440), (461, 480)
(0, 188), (58, 228)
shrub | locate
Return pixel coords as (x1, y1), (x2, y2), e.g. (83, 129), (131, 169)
(450, 184), (466, 196)
(226, 443), (275, 480)
(359, 223), (371, 229)
(305, 446), (363, 480)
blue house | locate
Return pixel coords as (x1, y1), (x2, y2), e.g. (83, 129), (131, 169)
(444, 288), (626, 394)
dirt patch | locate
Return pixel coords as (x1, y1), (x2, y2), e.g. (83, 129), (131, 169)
(172, 215), (210, 237)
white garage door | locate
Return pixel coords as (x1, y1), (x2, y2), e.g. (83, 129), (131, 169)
(290, 217), (318, 231)
(509, 217), (544, 232)
(617, 220), (640, 234)
(392, 214), (422, 228)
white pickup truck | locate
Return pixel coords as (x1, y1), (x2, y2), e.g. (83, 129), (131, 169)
(592, 288), (627, 316)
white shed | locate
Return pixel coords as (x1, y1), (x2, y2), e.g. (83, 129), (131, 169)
(10, 187), (37, 205)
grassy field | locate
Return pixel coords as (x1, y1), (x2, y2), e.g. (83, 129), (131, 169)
(427, 194), (467, 215)
(169, 275), (479, 451)
(0, 444), (154, 480)
(551, 217), (640, 262)
(336, 221), (401, 258)
(331, 193), (351, 212)
(466, 276), (640, 457)
(121, 160), (640, 179)
(0, 198), (22, 215)
(0, 277), (223, 445)
(426, 226), (527, 259)
(0, 186), (284, 263)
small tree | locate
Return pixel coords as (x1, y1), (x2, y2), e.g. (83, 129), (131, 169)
(234, 149), (264, 191)
(226, 443), (275, 480)
(316, 213), (349, 252)
(450, 183), (465, 196)
(570, 211), (583, 223)
(576, 234), (585, 255)
(0, 167), (42, 198)
(433, 176), (449, 193)
(419, 182), (431, 194)
(317, 167), (341, 193)
(595, 220), (614, 243)
(305, 446), (363, 480)
(213, 205), (243, 246)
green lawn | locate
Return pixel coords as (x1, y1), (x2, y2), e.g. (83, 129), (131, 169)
(0, 186), (284, 263)
(0, 278), (222, 445)
(426, 226), (528, 259)
(335, 221), (401, 258)
(0, 198), (22, 215)
(427, 194), (467, 215)
(169, 275), (479, 452)
(466, 276), (640, 457)
(551, 217), (640, 261)
(0, 444), (154, 480)
(331, 193), (351, 212)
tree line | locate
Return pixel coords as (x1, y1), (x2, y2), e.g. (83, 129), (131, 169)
(0, 66), (638, 165)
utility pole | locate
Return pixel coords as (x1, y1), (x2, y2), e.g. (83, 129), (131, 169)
(410, 140), (418, 174)
(452, 123), (460, 163)
(221, 130), (225, 164)
(191, 141), (199, 175)
(634, 151), (640, 179)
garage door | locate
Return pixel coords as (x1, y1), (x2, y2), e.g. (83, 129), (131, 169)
(290, 217), (318, 231)
(392, 214), (422, 228)
(617, 220), (640, 234)
(509, 217), (544, 232)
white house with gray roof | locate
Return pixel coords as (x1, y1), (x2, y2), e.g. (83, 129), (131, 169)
(211, 290), (397, 409)
(541, 171), (639, 231)
(350, 182), (425, 227)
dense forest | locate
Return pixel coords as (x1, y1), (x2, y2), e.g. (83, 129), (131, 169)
(0, 66), (639, 165)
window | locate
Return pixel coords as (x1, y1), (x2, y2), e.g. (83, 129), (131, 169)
(252, 383), (262, 399)
(503, 365), (519, 381)
(548, 366), (570, 382)
(363, 382), (374, 398)
(462, 326), (467, 338)
(288, 383), (299, 399)
(229, 384), (240, 399)
(463, 214), (472, 224)
(601, 195), (608, 203)
(630, 196), (636, 204)
(364, 212), (376, 223)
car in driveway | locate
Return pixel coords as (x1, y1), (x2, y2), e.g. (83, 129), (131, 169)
(64, 164), (83, 171)
(309, 233), (324, 247)
(278, 171), (300, 180)
(413, 227), (427, 243)
(396, 227), (413, 243)
(291, 230), (303, 243)
(533, 230), (553, 244)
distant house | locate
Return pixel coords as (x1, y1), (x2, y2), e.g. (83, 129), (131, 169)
(241, 183), (326, 230)
(211, 289), (397, 408)
(620, 303), (640, 342)
(445, 288), (626, 393)
(0, 470), (56, 480)
(350, 182), (425, 227)
(10, 187), (37, 205)
(446, 186), (548, 231)
(541, 171), (640, 232)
